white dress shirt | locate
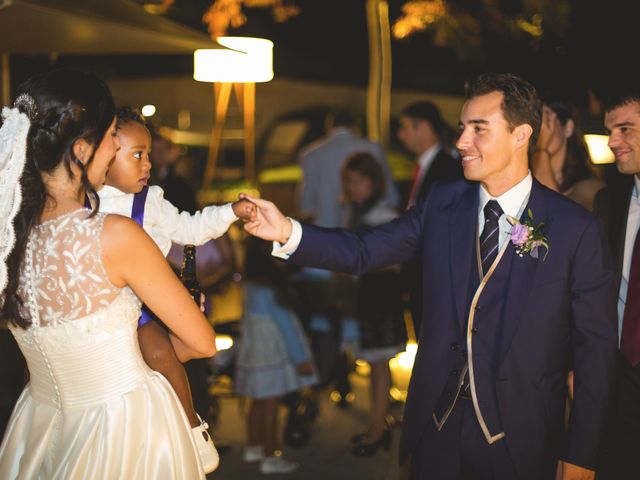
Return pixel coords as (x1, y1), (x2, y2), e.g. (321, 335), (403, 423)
(98, 185), (238, 256)
(478, 173), (532, 250)
(617, 176), (640, 343)
(273, 173), (533, 259)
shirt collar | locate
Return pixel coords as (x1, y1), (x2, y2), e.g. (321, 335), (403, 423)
(479, 171), (533, 219)
(97, 184), (128, 199)
(417, 143), (441, 170)
(633, 175), (640, 205)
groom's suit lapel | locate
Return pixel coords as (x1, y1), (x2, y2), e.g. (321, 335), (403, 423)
(449, 184), (479, 332)
(497, 180), (549, 364)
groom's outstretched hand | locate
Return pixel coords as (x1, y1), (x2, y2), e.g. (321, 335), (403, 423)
(239, 193), (292, 244)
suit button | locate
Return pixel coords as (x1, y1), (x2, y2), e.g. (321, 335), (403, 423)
(471, 327), (478, 334)
(447, 391), (453, 398)
(475, 305), (481, 311)
(452, 369), (459, 376)
(450, 343), (460, 352)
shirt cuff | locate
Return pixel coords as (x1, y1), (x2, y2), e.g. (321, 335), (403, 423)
(220, 203), (238, 222)
(272, 218), (302, 259)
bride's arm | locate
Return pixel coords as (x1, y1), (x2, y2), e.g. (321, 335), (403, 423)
(101, 214), (216, 360)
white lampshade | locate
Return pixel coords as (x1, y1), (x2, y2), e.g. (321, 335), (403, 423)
(193, 37), (274, 83)
(584, 134), (615, 165)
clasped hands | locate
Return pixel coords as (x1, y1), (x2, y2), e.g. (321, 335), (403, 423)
(233, 193), (292, 244)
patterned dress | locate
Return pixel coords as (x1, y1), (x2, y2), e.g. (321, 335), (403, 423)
(0, 209), (203, 479)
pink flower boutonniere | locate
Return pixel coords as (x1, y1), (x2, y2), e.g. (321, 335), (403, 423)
(506, 209), (549, 260)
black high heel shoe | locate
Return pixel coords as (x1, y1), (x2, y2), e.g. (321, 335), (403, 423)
(349, 427), (392, 456)
(350, 433), (366, 445)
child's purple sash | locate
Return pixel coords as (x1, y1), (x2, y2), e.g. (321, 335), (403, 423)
(88, 188), (153, 328)
(131, 187), (153, 328)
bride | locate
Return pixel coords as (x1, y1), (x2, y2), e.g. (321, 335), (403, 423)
(0, 69), (216, 478)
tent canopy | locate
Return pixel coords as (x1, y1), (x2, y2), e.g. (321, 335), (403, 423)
(0, 0), (223, 54)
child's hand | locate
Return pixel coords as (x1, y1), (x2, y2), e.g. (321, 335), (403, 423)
(232, 198), (257, 222)
(296, 360), (315, 376)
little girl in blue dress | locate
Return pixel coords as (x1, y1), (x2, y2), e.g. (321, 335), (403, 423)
(235, 236), (318, 474)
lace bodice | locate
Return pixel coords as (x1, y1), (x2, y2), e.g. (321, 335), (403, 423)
(17, 209), (121, 328)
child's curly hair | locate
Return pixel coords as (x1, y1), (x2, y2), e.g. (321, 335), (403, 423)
(115, 106), (147, 130)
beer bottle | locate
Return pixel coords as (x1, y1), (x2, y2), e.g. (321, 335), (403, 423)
(180, 244), (202, 307)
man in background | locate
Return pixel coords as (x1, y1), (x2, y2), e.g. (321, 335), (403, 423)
(396, 101), (463, 337)
(594, 90), (640, 479)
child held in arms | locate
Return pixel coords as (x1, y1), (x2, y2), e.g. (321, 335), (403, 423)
(97, 107), (256, 474)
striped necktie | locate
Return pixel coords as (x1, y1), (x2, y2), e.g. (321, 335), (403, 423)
(479, 200), (503, 275)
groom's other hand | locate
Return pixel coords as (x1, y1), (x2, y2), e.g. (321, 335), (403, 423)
(239, 193), (292, 244)
(555, 461), (595, 480)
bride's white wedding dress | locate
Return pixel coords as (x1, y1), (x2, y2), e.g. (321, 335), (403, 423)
(0, 209), (204, 479)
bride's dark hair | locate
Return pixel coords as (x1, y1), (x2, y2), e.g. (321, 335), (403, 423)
(1, 68), (115, 328)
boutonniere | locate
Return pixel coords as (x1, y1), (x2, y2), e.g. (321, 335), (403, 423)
(506, 209), (549, 260)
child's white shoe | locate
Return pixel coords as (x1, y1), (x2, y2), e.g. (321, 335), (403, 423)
(191, 415), (219, 474)
(259, 451), (299, 475)
(242, 445), (265, 463)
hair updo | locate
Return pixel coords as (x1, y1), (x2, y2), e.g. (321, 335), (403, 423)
(1, 68), (115, 328)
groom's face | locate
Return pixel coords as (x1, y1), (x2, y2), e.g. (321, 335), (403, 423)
(456, 91), (524, 194)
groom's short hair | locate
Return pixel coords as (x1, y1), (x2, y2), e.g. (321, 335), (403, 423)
(465, 73), (541, 151)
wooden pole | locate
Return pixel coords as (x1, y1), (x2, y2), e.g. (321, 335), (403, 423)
(202, 82), (232, 189)
(365, 0), (392, 149)
(2, 54), (10, 107)
(243, 82), (255, 184)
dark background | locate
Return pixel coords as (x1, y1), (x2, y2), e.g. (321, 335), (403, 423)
(9, 0), (638, 130)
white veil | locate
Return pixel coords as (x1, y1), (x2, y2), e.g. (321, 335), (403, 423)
(0, 106), (31, 298)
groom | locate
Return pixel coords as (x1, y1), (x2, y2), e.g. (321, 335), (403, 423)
(243, 73), (617, 480)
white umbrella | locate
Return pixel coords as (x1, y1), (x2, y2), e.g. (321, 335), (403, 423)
(0, 0), (225, 103)
(0, 0), (222, 54)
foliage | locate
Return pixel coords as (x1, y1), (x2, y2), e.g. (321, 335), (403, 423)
(392, 0), (572, 63)
(193, 0), (571, 63)
(202, 0), (299, 39)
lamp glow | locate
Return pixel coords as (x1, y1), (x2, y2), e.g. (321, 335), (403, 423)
(141, 104), (156, 117)
(215, 334), (233, 351)
(585, 134), (615, 165)
(193, 37), (273, 83)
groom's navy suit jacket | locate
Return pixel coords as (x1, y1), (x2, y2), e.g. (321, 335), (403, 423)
(289, 179), (617, 478)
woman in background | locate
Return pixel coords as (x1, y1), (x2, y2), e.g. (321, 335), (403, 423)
(531, 97), (605, 210)
(341, 152), (406, 457)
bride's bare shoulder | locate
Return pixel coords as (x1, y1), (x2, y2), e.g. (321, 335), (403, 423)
(100, 214), (151, 254)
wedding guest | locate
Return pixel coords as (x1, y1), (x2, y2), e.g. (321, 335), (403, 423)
(242, 73), (616, 480)
(396, 100), (461, 210)
(236, 236), (318, 475)
(594, 89), (640, 479)
(298, 108), (398, 407)
(531, 96), (605, 211)
(97, 106), (256, 473)
(341, 152), (406, 456)
(396, 101), (463, 338)
(0, 68), (215, 478)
